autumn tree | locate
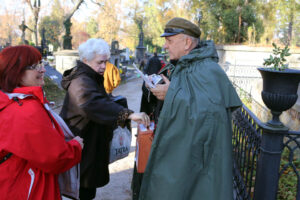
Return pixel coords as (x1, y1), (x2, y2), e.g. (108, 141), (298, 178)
(188, 0), (264, 44)
(87, 18), (98, 37)
(38, 16), (61, 51)
(143, 0), (168, 52)
(71, 19), (90, 48)
(0, 9), (21, 46)
(275, 0), (300, 46)
(121, 0), (144, 51)
(25, 0), (41, 45)
(255, 0), (277, 45)
(90, 0), (123, 45)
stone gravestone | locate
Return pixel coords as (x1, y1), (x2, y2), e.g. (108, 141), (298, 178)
(54, 50), (78, 74)
(136, 20), (146, 64)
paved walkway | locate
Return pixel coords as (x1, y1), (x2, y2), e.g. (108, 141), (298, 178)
(63, 77), (143, 200)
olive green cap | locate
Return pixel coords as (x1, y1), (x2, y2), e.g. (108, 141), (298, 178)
(161, 17), (201, 38)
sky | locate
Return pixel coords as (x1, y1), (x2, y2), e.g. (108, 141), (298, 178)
(0, 0), (98, 22)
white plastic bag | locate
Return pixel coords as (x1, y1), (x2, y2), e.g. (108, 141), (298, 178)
(109, 126), (132, 164)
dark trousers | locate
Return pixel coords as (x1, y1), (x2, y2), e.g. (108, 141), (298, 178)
(131, 163), (144, 200)
(79, 187), (96, 200)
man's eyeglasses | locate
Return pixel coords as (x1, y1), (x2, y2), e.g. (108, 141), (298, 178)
(164, 28), (185, 34)
(25, 61), (45, 71)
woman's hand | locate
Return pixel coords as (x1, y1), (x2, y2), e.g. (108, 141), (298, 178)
(73, 136), (84, 149)
(128, 112), (150, 127)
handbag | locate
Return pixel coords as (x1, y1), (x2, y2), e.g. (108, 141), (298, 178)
(109, 126), (132, 164)
(135, 122), (155, 173)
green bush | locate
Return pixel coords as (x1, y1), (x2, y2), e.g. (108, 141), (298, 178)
(43, 76), (65, 103)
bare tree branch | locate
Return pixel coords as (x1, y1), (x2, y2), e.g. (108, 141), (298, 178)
(65, 0), (84, 21)
(24, 0), (34, 12)
(90, 0), (104, 7)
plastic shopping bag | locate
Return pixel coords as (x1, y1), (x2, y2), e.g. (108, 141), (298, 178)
(109, 126), (132, 164)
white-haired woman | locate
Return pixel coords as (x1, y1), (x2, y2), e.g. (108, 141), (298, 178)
(60, 38), (150, 200)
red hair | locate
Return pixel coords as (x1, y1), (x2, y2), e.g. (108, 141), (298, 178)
(0, 45), (42, 92)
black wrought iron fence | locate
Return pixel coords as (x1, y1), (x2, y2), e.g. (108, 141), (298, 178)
(232, 105), (262, 200)
(278, 132), (300, 200)
(232, 105), (300, 200)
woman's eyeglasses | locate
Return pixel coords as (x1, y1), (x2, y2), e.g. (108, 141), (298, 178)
(25, 61), (45, 71)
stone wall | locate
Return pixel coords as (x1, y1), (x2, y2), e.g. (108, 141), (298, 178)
(216, 45), (300, 130)
(216, 45), (300, 68)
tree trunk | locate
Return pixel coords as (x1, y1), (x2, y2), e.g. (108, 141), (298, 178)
(34, 17), (38, 46)
(237, 13), (241, 43)
(287, 11), (294, 46)
(25, 0), (40, 46)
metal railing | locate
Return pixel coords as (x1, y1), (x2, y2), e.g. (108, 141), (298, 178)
(232, 105), (300, 200)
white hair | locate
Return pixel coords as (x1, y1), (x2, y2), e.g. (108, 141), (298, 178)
(78, 38), (111, 61)
(183, 34), (200, 45)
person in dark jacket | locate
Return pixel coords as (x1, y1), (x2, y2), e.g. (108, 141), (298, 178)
(59, 38), (150, 200)
(143, 53), (161, 75)
(132, 52), (169, 200)
(139, 18), (242, 200)
(140, 52), (162, 117)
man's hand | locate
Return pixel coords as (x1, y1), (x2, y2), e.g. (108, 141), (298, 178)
(150, 74), (170, 100)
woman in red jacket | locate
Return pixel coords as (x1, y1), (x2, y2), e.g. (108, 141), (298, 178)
(0, 45), (83, 200)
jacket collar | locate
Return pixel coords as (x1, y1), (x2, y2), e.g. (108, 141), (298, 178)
(0, 86), (46, 110)
(61, 60), (103, 90)
(77, 60), (103, 79)
(11, 86), (45, 104)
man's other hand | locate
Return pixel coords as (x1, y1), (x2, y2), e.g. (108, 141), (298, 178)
(150, 74), (170, 100)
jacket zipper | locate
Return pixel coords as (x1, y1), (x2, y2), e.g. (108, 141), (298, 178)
(27, 168), (35, 200)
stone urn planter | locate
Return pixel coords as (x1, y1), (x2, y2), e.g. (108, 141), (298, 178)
(258, 43), (300, 127)
(258, 68), (300, 127)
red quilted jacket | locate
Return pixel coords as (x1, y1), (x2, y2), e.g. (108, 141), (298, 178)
(0, 86), (82, 200)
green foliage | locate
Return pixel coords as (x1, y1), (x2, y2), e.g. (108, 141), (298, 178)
(142, 0), (166, 52)
(258, 0), (277, 44)
(236, 87), (252, 109)
(39, 16), (61, 51)
(222, 9), (239, 43)
(43, 77), (65, 103)
(278, 147), (300, 200)
(263, 43), (291, 71)
(189, 0), (264, 44)
(276, 0), (300, 46)
(86, 18), (98, 37)
(51, 0), (64, 22)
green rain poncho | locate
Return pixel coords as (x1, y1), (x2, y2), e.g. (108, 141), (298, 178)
(139, 40), (242, 200)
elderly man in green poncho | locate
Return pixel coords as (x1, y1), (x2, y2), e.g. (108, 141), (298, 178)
(138, 18), (242, 200)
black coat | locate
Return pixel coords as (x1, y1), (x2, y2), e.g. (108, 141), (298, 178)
(143, 55), (161, 75)
(140, 55), (162, 116)
(60, 61), (124, 188)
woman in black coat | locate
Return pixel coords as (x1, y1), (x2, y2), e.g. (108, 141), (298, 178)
(60, 38), (150, 200)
